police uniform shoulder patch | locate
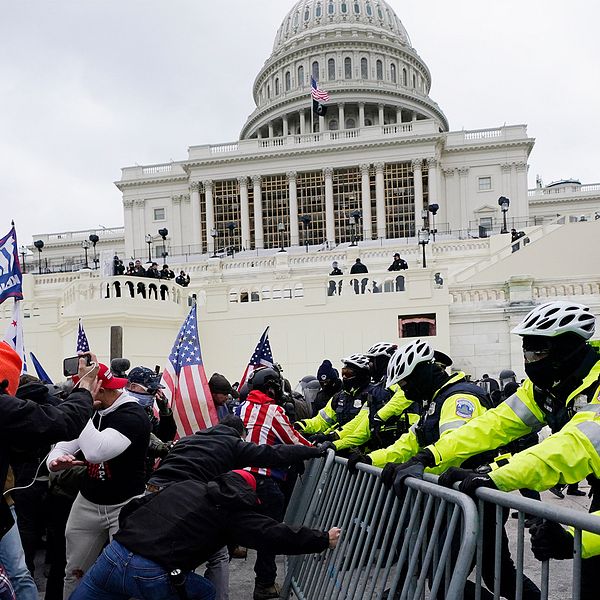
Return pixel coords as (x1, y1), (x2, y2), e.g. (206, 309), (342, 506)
(455, 398), (475, 419)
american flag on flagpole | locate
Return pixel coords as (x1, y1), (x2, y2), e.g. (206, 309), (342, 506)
(76, 319), (90, 353)
(161, 304), (217, 436)
(310, 77), (330, 102)
(238, 327), (274, 389)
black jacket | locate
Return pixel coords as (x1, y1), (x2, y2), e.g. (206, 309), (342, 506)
(350, 262), (368, 274)
(149, 423), (322, 487)
(0, 387), (93, 538)
(115, 473), (329, 572)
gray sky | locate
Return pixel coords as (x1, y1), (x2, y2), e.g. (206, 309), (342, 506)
(2, 0), (599, 245)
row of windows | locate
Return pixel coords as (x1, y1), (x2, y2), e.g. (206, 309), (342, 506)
(265, 58), (422, 100)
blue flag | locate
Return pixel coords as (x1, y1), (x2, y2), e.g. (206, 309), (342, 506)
(29, 352), (53, 384)
(0, 226), (23, 305)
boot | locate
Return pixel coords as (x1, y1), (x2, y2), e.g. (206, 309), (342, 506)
(253, 581), (281, 600)
(566, 484), (586, 497)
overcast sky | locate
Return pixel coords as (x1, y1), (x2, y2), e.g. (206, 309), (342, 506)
(2, 0), (599, 245)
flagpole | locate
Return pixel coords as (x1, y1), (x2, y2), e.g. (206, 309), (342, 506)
(310, 96), (314, 135)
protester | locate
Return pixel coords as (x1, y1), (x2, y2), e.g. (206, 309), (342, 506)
(350, 258), (368, 294)
(208, 373), (239, 421)
(0, 345), (94, 598)
(132, 260), (146, 276)
(176, 270), (191, 287)
(328, 261), (343, 296)
(160, 264), (175, 279)
(70, 471), (341, 600)
(47, 361), (151, 598)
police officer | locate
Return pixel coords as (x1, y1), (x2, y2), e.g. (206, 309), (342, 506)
(422, 301), (599, 598)
(295, 355), (372, 441)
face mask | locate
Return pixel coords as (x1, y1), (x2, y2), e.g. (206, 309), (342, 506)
(129, 390), (154, 408)
(524, 357), (557, 391)
(342, 377), (357, 393)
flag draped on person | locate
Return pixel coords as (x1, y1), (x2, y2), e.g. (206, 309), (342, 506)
(311, 76), (329, 118)
(30, 352), (53, 384)
(3, 301), (26, 373)
(161, 304), (217, 436)
(238, 327), (274, 389)
(0, 226), (23, 306)
(76, 319), (90, 353)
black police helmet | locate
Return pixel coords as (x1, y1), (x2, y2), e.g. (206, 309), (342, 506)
(247, 367), (282, 398)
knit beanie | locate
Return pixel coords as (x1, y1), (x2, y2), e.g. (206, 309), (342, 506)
(317, 360), (338, 382)
(0, 342), (22, 396)
(231, 469), (257, 491)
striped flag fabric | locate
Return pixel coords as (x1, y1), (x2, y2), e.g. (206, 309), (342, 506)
(161, 304), (217, 436)
(76, 319), (90, 353)
(310, 76), (330, 102)
(3, 300), (26, 374)
(238, 326), (274, 389)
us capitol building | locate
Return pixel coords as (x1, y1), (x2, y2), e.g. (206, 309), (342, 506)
(12, 0), (600, 383)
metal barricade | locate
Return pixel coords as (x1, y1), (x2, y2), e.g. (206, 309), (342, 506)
(282, 453), (478, 600)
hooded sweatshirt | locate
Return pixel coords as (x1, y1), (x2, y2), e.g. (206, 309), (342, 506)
(115, 472), (329, 572)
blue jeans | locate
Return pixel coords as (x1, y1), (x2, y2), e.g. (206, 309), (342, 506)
(70, 540), (215, 600)
(0, 507), (38, 600)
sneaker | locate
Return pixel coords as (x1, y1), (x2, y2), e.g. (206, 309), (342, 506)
(549, 485), (565, 499)
(253, 582), (281, 600)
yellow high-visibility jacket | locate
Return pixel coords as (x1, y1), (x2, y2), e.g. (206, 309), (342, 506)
(427, 358), (600, 558)
(295, 399), (338, 435)
(333, 385), (418, 451)
(368, 373), (488, 470)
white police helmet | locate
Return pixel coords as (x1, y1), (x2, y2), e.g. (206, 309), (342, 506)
(512, 301), (595, 340)
(386, 339), (435, 388)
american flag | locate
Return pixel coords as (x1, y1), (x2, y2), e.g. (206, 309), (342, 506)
(77, 319), (90, 353)
(3, 300), (26, 373)
(161, 304), (217, 436)
(239, 327), (274, 389)
(311, 76), (330, 102)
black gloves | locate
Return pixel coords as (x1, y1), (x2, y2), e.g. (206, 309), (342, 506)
(310, 432), (339, 444)
(437, 467), (497, 496)
(380, 449), (435, 490)
(347, 450), (372, 474)
(530, 520), (574, 561)
(318, 441), (337, 454)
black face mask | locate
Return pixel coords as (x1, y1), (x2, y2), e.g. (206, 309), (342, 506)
(402, 362), (436, 402)
(342, 370), (369, 394)
(524, 357), (556, 391)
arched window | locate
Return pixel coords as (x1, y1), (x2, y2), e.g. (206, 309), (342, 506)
(285, 71), (291, 91)
(328, 58), (336, 80)
(328, 0), (335, 15)
(267, 85), (271, 99)
(344, 57), (352, 79)
(376, 59), (383, 80)
(346, 117), (356, 129)
(377, 5), (384, 19)
(315, 2), (322, 17)
(298, 65), (304, 87)
(402, 67), (407, 85)
(329, 119), (338, 131)
(354, 1), (361, 14)
(341, 2), (348, 14)
(275, 77), (280, 95)
(293, 11), (299, 27)
(361, 57), (368, 79)
(413, 74), (416, 88)
(312, 61), (320, 81)
(390, 63), (397, 83)
(365, 118), (373, 126)
(366, 2), (373, 16)
(304, 6), (311, 21)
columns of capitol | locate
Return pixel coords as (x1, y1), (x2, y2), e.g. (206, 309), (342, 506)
(238, 177), (250, 251)
(203, 180), (215, 254)
(338, 103), (345, 130)
(375, 163), (385, 239)
(360, 164), (373, 241)
(412, 159), (424, 231)
(134, 199), (145, 257)
(123, 199), (135, 259)
(426, 158), (441, 225)
(252, 175), (264, 249)
(190, 181), (203, 254)
(171, 195), (183, 249)
(323, 167), (335, 246)
(287, 172), (299, 246)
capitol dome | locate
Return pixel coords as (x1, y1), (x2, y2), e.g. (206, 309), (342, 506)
(240, 0), (448, 140)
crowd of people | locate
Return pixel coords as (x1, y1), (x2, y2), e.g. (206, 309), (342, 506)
(0, 299), (599, 599)
(112, 256), (191, 287)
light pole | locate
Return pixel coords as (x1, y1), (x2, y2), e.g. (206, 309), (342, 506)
(33, 240), (44, 274)
(145, 234), (153, 263)
(299, 215), (311, 252)
(421, 208), (429, 230)
(277, 222), (286, 252)
(158, 228), (169, 263)
(428, 204), (439, 241)
(19, 245), (27, 274)
(81, 240), (91, 269)
(498, 196), (510, 234)
(349, 209), (362, 246)
(418, 228), (430, 269)
(226, 222), (236, 257)
(210, 228), (218, 258)
(89, 234), (99, 269)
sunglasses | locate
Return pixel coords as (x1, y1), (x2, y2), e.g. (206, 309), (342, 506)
(523, 349), (551, 364)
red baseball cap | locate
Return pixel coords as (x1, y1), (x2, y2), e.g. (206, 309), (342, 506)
(231, 469), (257, 492)
(74, 363), (128, 390)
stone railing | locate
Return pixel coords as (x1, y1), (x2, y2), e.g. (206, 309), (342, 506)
(62, 276), (187, 308)
(229, 282), (304, 303)
(445, 125), (528, 147)
(533, 278), (600, 299)
(32, 227), (125, 244)
(450, 286), (507, 304)
(528, 183), (600, 198)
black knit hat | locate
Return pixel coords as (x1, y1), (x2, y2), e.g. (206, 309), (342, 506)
(317, 360), (339, 382)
